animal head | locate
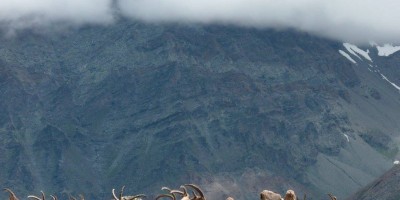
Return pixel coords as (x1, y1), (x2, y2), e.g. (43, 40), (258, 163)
(284, 190), (296, 200)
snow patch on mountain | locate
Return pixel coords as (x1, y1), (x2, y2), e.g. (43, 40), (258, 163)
(380, 73), (400, 91)
(343, 43), (372, 62)
(343, 133), (350, 142)
(339, 50), (357, 64)
(339, 42), (400, 92)
(376, 44), (400, 57)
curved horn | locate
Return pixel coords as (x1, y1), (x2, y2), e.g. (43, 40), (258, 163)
(131, 194), (146, 199)
(112, 189), (119, 200)
(191, 191), (199, 199)
(170, 190), (184, 196)
(79, 194), (85, 200)
(4, 188), (18, 200)
(156, 194), (175, 200)
(184, 184), (204, 199)
(41, 191), (46, 200)
(50, 195), (57, 200)
(27, 196), (41, 200)
(169, 193), (177, 200)
(120, 186), (126, 200)
(179, 186), (188, 197)
(162, 187), (176, 199)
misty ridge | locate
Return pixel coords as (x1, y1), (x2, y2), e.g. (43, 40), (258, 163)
(1, 0), (400, 44)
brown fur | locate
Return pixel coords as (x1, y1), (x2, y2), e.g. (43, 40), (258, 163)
(260, 190), (283, 200)
(284, 190), (296, 200)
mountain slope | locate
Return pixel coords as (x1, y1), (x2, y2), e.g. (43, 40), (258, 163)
(346, 165), (400, 200)
(0, 21), (399, 199)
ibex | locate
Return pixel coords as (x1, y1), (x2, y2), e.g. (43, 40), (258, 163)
(158, 184), (206, 200)
(260, 190), (283, 200)
(112, 186), (146, 200)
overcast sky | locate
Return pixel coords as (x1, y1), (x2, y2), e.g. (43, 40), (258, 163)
(1, 0), (399, 44)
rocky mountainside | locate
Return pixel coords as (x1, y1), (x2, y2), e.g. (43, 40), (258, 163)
(0, 20), (400, 199)
(347, 165), (400, 200)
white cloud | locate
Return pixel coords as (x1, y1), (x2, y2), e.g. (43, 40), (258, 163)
(118, 0), (400, 44)
(0, 0), (114, 31)
(2, 0), (400, 43)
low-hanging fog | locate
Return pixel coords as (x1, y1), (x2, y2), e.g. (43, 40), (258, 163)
(1, 0), (400, 44)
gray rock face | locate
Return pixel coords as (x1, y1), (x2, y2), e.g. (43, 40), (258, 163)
(347, 165), (400, 200)
(0, 21), (399, 199)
